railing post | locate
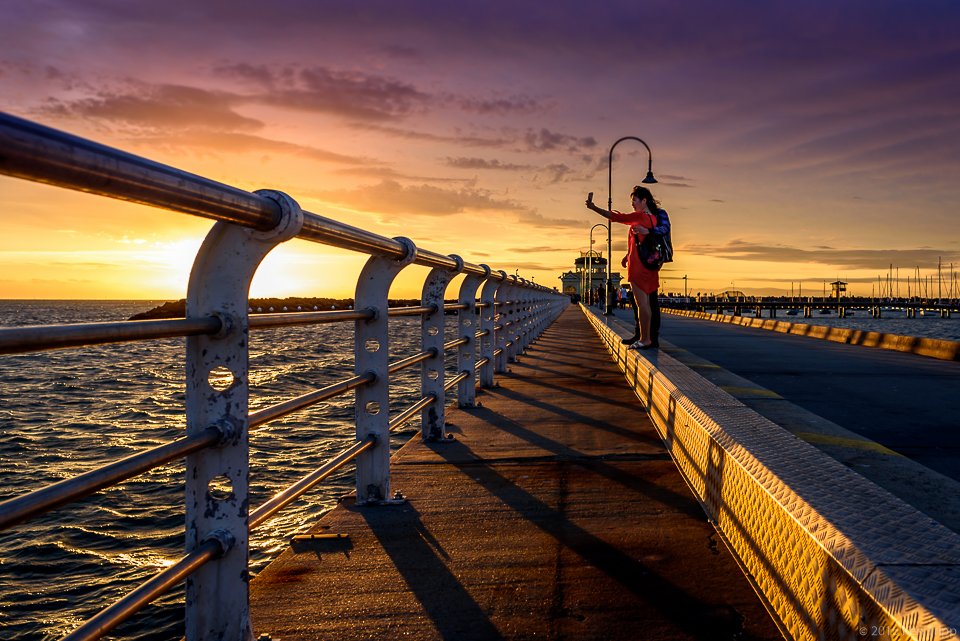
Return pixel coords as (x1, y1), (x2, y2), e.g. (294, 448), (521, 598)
(420, 255), (463, 441)
(355, 237), (418, 504)
(546, 291), (559, 331)
(513, 280), (526, 354)
(478, 269), (499, 388)
(539, 290), (549, 334)
(519, 281), (534, 352)
(529, 290), (544, 343)
(504, 277), (521, 362)
(551, 292), (564, 325)
(520, 281), (532, 352)
(517, 281), (529, 351)
(457, 265), (486, 408)
(184, 190), (302, 641)
(494, 271), (510, 373)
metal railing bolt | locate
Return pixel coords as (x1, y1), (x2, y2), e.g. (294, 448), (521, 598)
(209, 311), (235, 339)
(211, 419), (238, 447)
(201, 528), (236, 558)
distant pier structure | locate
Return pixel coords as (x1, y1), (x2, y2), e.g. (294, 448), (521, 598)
(831, 279), (847, 298)
(558, 250), (623, 299)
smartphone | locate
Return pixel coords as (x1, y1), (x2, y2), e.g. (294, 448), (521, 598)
(588, 192), (593, 201)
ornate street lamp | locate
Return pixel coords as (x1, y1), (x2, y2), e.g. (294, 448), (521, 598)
(605, 137), (657, 315)
(588, 223), (606, 305)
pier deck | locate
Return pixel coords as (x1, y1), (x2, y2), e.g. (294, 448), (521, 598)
(249, 307), (781, 640)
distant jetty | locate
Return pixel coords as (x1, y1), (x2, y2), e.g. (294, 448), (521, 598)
(129, 298), (421, 320)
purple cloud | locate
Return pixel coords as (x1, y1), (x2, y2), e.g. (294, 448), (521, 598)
(443, 157), (535, 171)
(40, 84), (261, 132)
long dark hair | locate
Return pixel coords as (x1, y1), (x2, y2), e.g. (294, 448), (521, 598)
(630, 185), (660, 212)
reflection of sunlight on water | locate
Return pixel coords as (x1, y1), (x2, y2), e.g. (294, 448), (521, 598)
(0, 302), (454, 639)
(206, 368), (235, 390)
(55, 538), (179, 568)
(142, 367), (184, 383)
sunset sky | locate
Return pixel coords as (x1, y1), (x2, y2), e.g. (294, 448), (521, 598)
(1, 0), (958, 299)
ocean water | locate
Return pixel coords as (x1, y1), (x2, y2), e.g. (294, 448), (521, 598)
(0, 301), (460, 640)
(718, 306), (960, 342)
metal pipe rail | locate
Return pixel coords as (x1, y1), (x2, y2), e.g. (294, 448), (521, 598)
(444, 371), (470, 392)
(274, 398), (440, 516)
(0, 302), (496, 356)
(0, 304), (444, 356)
(249, 435), (377, 530)
(444, 337), (470, 350)
(0, 292), (521, 530)
(0, 111), (510, 279)
(0, 110), (570, 641)
(61, 538), (226, 641)
(0, 316), (223, 355)
(0, 344), (443, 534)
(250, 309), (374, 328)
(249, 372), (377, 430)
(0, 425), (223, 532)
(389, 348), (438, 374)
(250, 342), (449, 430)
(63, 391), (440, 641)
(388, 394), (436, 433)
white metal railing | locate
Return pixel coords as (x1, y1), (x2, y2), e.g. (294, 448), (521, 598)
(0, 111), (569, 640)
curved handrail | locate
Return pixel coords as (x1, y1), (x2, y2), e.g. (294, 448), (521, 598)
(0, 110), (570, 641)
(0, 111), (557, 287)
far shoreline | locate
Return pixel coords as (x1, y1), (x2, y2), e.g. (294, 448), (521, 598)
(129, 298), (423, 320)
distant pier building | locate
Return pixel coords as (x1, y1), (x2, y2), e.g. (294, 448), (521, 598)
(558, 250), (623, 298)
(830, 279), (848, 298)
(718, 290), (748, 302)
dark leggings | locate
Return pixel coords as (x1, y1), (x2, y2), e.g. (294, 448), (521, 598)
(649, 290), (660, 344)
(629, 289), (660, 344)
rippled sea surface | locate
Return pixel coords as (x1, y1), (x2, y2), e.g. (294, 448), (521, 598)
(720, 306), (960, 342)
(0, 301), (459, 640)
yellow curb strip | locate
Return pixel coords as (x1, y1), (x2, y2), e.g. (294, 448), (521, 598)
(791, 431), (904, 456)
(720, 386), (782, 397)
(665, 309), (960, 361)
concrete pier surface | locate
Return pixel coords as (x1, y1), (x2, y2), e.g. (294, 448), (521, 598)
(605, 306), (960, 534)
(250, 308), (782, 640)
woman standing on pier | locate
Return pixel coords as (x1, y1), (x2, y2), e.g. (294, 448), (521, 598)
(585, 186), (671, 349)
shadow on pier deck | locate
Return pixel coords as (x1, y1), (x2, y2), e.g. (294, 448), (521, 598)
(250, 307), (781, 640)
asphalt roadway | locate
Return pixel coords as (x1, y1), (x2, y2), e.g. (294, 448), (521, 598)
(606, 305), (960, 532)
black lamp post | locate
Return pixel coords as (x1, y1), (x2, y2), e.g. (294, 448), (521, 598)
(588, 223), (607, 305)
(605, 136), (657, 315)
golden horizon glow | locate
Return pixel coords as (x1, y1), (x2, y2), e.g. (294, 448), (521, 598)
(1, 3), (958, 300)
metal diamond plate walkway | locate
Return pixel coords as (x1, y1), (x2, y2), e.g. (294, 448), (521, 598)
(249, 307), (782, 640)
